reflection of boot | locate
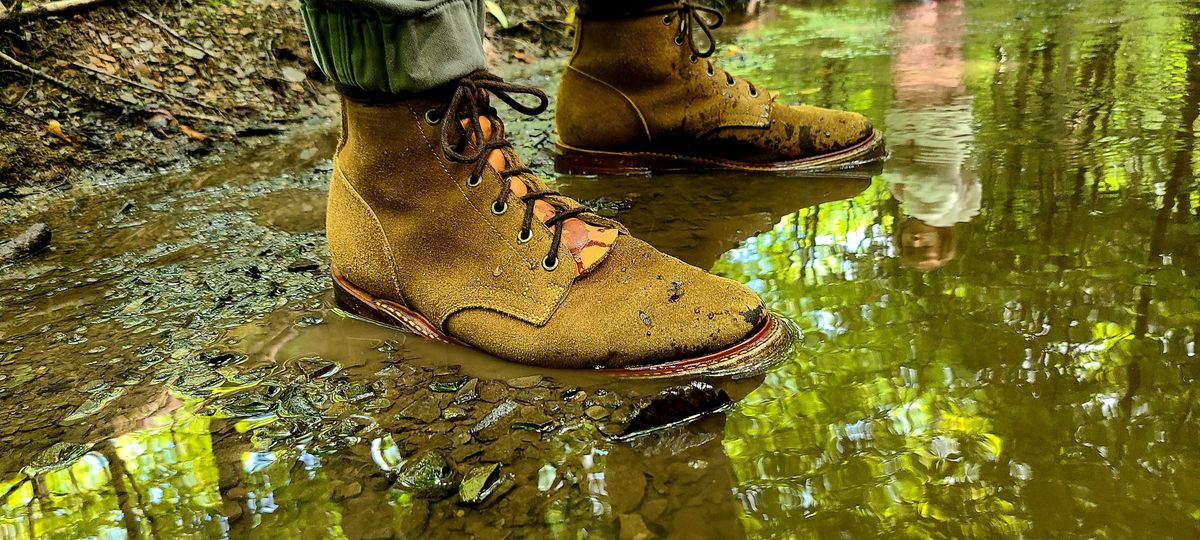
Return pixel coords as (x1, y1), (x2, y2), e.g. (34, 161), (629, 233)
(556, 3), (886, 174)
(556, 173), (871, 268)
(328, 72), (792, 374)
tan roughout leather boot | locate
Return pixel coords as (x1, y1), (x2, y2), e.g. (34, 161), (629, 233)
(555, 2), (887, 174)
(328, 71), (794, 378)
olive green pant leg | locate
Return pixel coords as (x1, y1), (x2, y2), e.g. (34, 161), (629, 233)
(299, 0), (486, 93)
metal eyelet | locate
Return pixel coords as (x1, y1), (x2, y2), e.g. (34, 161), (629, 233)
(689, 55), (698, 64)
(491, 201), (508, 215)
(424, 108), (441, 125)
(674, 35), (685, 46)
(466, 175), (481, 187)
(542, 256), (559, 272)
(749, 88), (758, 97)
(517, 228), (533, 243)
(727, 77), (737, 87)
(662, 14), (672, 25)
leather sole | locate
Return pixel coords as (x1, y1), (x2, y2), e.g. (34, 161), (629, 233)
(331, 265), (797, 379)
(555, 130), (887, 175)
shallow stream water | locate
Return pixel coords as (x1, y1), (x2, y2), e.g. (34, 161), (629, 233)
(3, 0), (1200, 538)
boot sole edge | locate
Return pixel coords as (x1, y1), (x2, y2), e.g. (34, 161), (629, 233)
(331, 265), (796, 379)
(554, 130), (888, 176)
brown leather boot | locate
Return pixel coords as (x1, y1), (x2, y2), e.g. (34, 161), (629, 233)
(328, 71), (793, 377)
(555, 2), (886, 174)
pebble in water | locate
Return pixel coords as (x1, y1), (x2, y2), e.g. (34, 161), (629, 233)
(394, 452), (457, 500)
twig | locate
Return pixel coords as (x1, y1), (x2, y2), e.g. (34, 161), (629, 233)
(132, 10), (220, 58)
(0, 0), (111, 26)
(0, 49), (125, 110)
(69, 61), (227, 118)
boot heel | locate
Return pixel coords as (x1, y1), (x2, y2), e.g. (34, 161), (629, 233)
(331, 265), (459, 345)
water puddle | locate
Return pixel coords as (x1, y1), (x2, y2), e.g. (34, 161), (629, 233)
(3, 0), (1200, 537)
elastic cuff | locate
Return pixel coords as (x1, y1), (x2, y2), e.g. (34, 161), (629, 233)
(300, 0), (486, 93)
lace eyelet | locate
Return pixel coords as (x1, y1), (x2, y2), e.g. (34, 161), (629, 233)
(424, 108), (441, 125)
(674, 35), (685, 46)
(689, 55), (698, 64)
(662, 14), (672, 25)
(466, 175), (481, 187)
(542, 256), (559, 272)
(749, 88), (758, 97)
(517, 228), (533, 244)
(727, 78), (736, 87)
(706, 65), (715, 76)
(491, 201), (508, 215)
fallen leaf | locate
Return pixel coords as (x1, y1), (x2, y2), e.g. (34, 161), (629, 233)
(182, 47), (206, 60)
(179, 125), (209, 141)
(177, 64), (196, 76)
(512, 50), (534, 64)
(46, 120), (72, 144)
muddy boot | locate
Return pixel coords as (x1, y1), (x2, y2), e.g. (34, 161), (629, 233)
(328, 71), (793, 377)
(555, 2), (886, 174)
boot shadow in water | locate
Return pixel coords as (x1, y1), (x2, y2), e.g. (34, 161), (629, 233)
(554, 171), (876, 270)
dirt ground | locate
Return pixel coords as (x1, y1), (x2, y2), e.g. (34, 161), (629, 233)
(0, 0), (572, 199)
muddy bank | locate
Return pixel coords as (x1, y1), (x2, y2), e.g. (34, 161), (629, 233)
(0, 0), (574, 199)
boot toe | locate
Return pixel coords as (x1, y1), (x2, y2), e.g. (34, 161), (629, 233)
(839, 111), (874, 149)
(443, 237), (766, 369)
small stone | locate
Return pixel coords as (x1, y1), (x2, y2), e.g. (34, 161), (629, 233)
(453, 378), (479, 404)
(470, 399), (518, 442)
(333, 481), (363, 501)
(458, 463), (502, 504)
(449, 444), (483, 463)
(442, 406), (468, 421)
(397, 398), (441, 424)
(606, 462), (647, 513)
(287, 259), (320, 272)
(431, 374), (468, 393)
(481, 437), (521, 462)
(281, 66), (307, 83)
(477, 380), (508, 403)
(585, 405), (610, 420)
(619, 513), (655, 540)
(506, 375), (542, 389)
(640, 498), (669, 522)
(394, 452), (456, 499)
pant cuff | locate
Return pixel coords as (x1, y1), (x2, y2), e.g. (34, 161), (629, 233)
(300, 0), (486, 93)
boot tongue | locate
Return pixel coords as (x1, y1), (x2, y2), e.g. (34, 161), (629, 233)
(466, 116), (617, 277)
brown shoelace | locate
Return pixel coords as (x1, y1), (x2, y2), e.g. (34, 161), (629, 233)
(431, 71), (589, 272)
(654, 2), (757, 95)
